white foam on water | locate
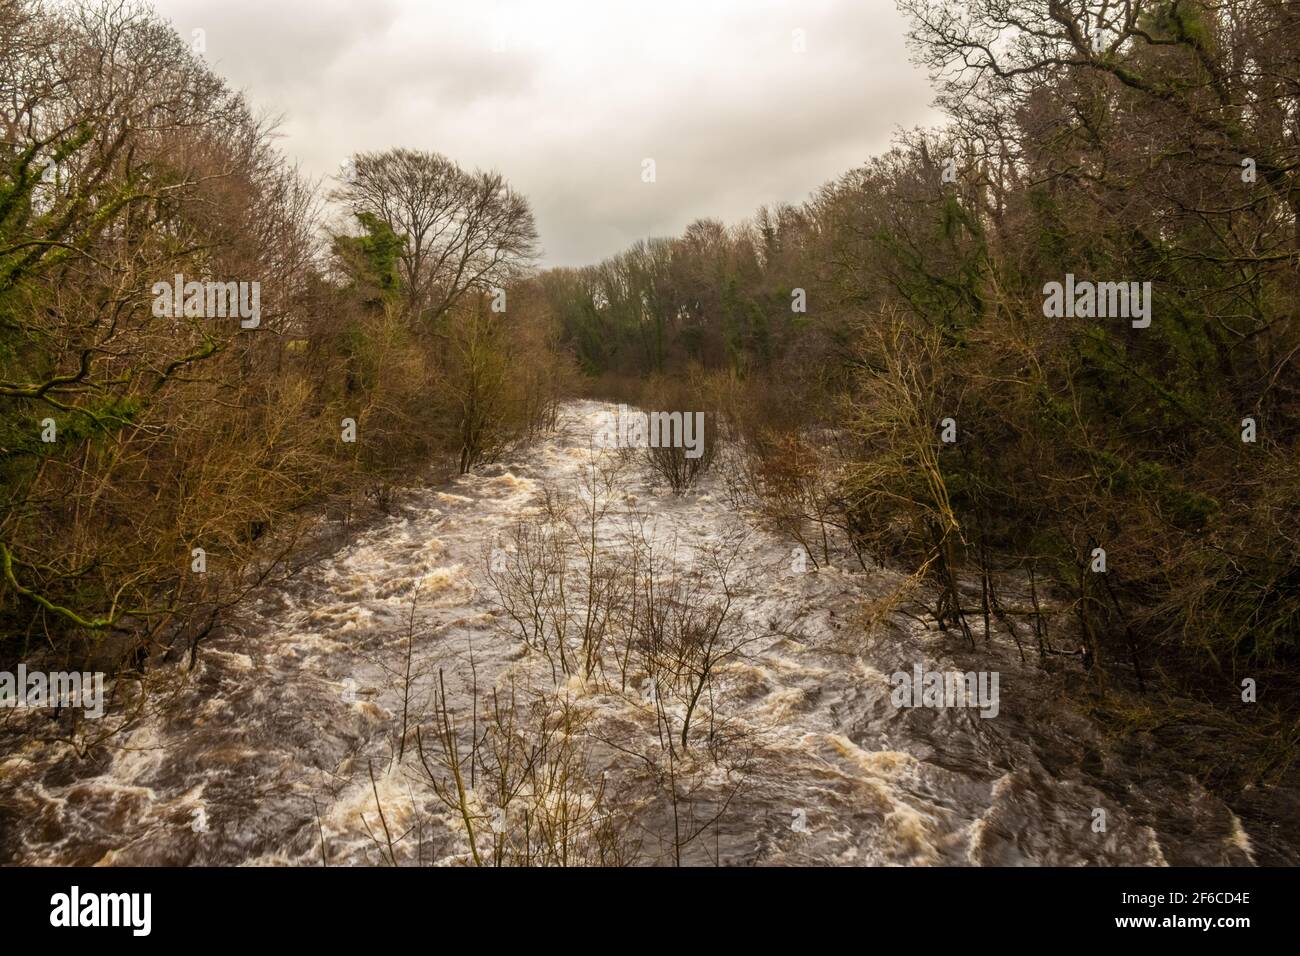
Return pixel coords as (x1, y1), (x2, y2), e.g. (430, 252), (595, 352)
(1227, 810), (1255, 863)
(0, 399), (1262, 867)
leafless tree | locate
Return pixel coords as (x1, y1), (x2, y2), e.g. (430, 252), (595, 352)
(332, 148), (538, 322)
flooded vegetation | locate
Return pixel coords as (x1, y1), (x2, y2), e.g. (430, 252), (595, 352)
(2, 403), (1287, 865)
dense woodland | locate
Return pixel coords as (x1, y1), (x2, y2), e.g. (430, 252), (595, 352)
(0, 0), (574, 673)
(2, 0), (1298, 802)
(537, 0), (1300, 723)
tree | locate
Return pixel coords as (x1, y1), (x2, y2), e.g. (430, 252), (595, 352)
(332, 148), (538, 323)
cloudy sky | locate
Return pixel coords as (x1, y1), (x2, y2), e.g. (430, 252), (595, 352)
(150, 0), (942, 267)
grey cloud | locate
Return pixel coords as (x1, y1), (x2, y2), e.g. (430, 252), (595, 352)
(151, 0), (940, 266)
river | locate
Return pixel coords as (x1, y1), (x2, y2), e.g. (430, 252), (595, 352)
(0, 401), (1265, 865)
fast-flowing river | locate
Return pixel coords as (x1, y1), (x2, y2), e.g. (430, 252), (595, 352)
(0, 402), (1269, 865)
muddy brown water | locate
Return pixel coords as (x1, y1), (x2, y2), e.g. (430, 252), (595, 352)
(0, 402), (1278, 865)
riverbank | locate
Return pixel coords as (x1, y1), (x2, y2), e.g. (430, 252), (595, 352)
(0, 401), (1293, 865)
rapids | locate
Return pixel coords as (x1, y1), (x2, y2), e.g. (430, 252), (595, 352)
(0, 402), (1266, 866)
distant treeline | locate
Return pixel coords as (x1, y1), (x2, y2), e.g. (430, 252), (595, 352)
(535, 0), (1300, 703)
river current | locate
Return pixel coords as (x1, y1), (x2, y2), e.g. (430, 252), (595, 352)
(0, 402), (1265, 865)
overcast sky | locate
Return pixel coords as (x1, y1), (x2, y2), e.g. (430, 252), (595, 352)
(149, 0), (941, 267)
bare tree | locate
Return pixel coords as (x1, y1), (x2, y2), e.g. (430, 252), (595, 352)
(332, 148), (538, 322)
